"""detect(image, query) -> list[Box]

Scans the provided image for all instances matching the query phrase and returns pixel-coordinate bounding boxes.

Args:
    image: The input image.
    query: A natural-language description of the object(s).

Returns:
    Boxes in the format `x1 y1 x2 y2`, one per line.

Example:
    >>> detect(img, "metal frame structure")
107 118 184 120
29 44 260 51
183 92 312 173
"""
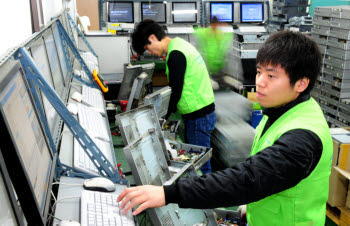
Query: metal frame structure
16 46 126 184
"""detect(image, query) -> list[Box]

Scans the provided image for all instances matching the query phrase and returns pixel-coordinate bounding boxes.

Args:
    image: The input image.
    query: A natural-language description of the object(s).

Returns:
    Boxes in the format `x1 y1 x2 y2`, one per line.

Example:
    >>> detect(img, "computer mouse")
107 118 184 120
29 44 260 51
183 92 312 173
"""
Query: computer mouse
71 92 82 102
83 177 116 192
73 69 81 77
58 220 80 226
67 103 78 115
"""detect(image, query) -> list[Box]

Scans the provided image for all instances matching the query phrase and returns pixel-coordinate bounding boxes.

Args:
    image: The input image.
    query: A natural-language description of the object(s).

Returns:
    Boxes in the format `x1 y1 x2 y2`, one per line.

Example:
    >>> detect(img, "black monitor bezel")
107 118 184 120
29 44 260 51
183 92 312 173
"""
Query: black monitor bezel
0 61 56 225
240 2 264 23
141 2 167 24
172 2 197 23
108 1 135 23
210 2 234 23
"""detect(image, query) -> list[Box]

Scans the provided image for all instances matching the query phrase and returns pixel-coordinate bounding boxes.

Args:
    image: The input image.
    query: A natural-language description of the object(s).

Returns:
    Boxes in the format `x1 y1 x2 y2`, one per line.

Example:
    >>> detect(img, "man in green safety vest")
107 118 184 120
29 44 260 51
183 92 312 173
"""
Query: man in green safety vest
194 16 233 89
119 30 332 226
131 19 216 174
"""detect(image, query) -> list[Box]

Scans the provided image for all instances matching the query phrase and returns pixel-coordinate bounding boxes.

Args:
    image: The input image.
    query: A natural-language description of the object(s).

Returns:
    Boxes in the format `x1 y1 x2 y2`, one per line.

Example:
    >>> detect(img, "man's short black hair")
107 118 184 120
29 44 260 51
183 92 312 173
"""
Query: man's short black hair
256 30 321 94
131 19 166 55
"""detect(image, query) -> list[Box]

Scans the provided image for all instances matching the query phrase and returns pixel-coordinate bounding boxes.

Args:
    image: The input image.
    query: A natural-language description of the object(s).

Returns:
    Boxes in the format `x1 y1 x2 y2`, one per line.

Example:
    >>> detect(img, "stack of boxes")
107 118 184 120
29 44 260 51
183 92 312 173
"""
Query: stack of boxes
311 6 350 128
268 0 310 32
328 128 350 208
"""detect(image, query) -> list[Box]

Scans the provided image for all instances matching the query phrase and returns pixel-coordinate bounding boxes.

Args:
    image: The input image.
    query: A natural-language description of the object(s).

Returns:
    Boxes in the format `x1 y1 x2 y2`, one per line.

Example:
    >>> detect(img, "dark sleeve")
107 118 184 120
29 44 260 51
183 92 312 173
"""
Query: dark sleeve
165 50 186 119
164 129 323 209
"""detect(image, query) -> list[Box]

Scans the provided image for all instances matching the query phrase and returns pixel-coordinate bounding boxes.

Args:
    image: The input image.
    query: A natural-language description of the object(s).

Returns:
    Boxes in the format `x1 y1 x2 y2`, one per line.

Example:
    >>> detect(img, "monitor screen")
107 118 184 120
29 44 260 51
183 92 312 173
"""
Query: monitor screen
44 31 65 97
240 2 264 23
30 38 59 134
0 61 54 222
126 72 151 111
141 2 166 23
108 1 134 23
52 23 69 82
210 2 233 23
172 2 197 23
61 13 75 63
31 38 54 88
118 64 143 101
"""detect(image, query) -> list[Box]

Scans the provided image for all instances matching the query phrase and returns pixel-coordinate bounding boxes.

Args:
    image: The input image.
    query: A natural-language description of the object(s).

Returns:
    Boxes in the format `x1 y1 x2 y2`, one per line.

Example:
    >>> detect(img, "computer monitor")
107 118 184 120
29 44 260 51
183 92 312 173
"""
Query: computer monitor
144 86 171 118
30 38 59 135
240 2 264 23
44 31 65 97
126 72 151 111
30 38 55 87
52 23 69 83
115 104 169 161
124 130 216 225
108 1 134 23
117 64 143 101
139 63 155 95
172 2 197 23
210 2 233 23
0 61 55 225
0 150 24 225
60 13 75 63
141 2 166 23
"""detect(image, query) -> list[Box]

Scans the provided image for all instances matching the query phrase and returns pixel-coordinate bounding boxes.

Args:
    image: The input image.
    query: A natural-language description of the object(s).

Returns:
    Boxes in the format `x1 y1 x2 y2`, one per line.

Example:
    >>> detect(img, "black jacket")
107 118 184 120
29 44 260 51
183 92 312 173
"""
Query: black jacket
164 94 323 208
165 50 214 120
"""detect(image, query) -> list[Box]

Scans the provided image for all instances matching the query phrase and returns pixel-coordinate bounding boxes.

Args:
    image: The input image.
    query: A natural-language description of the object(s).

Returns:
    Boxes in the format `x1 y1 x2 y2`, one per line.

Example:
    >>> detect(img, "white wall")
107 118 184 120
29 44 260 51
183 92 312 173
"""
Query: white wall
0 0 65 58
42 0 63 24
0 0 32 57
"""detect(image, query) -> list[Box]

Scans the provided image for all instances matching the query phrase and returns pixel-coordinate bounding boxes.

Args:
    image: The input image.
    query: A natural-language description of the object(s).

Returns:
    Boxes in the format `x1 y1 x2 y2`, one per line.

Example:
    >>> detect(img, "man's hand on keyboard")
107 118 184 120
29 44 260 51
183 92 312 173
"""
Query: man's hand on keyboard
117 185 165 215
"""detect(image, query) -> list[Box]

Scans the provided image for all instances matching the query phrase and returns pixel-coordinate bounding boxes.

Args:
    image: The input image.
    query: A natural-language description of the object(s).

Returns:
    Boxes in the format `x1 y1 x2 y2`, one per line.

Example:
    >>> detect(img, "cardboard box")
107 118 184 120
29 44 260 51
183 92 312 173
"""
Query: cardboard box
247 92 258 103
332 134 350 170
328 167 348 207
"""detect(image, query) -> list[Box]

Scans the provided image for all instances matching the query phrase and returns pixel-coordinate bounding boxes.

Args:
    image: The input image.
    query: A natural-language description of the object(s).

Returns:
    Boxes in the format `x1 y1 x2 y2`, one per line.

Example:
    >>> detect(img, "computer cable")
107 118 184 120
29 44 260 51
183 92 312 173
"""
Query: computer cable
165 133 182 151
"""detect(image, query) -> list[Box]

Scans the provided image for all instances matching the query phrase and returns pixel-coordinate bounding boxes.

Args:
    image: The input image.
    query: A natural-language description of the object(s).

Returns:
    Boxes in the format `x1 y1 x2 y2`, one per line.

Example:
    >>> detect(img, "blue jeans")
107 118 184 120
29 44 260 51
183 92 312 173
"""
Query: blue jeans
183 111 216 174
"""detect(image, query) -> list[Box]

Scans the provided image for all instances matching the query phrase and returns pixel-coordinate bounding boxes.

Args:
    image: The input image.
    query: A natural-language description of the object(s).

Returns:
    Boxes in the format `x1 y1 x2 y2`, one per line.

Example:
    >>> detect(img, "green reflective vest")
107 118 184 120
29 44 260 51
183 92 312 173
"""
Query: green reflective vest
165 38 215 115
247 97 332 226
194 27 233 74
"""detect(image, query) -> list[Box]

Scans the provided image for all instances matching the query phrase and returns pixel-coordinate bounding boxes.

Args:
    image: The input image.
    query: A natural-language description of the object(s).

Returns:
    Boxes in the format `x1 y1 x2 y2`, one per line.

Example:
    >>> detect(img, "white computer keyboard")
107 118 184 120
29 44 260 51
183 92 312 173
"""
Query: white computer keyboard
81 51 99 65
81 190 134 226
239 26 267 33
79 70 91 82
217 26 234 33
82 85 105 111
85 61 99 74
167 26 194 34
73 138 112 175
78 104 110 141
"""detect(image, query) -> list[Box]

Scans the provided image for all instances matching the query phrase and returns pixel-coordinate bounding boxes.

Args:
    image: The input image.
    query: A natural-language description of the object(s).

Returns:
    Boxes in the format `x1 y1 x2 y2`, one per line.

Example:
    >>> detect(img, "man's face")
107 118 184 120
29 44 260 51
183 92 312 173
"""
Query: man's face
256 63 301 108
144 34 163 57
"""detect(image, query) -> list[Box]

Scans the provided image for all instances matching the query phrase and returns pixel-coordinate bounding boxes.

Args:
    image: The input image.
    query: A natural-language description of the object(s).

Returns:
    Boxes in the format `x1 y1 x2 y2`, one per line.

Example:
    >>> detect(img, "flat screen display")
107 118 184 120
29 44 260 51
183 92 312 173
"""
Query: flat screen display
52 24 69 82
141 2 166 23
0 63 54 217
172 2 197 23
240 3 264 23
210 2 233 23
30 38 59 134
108 2 134 23
44 31 65 96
